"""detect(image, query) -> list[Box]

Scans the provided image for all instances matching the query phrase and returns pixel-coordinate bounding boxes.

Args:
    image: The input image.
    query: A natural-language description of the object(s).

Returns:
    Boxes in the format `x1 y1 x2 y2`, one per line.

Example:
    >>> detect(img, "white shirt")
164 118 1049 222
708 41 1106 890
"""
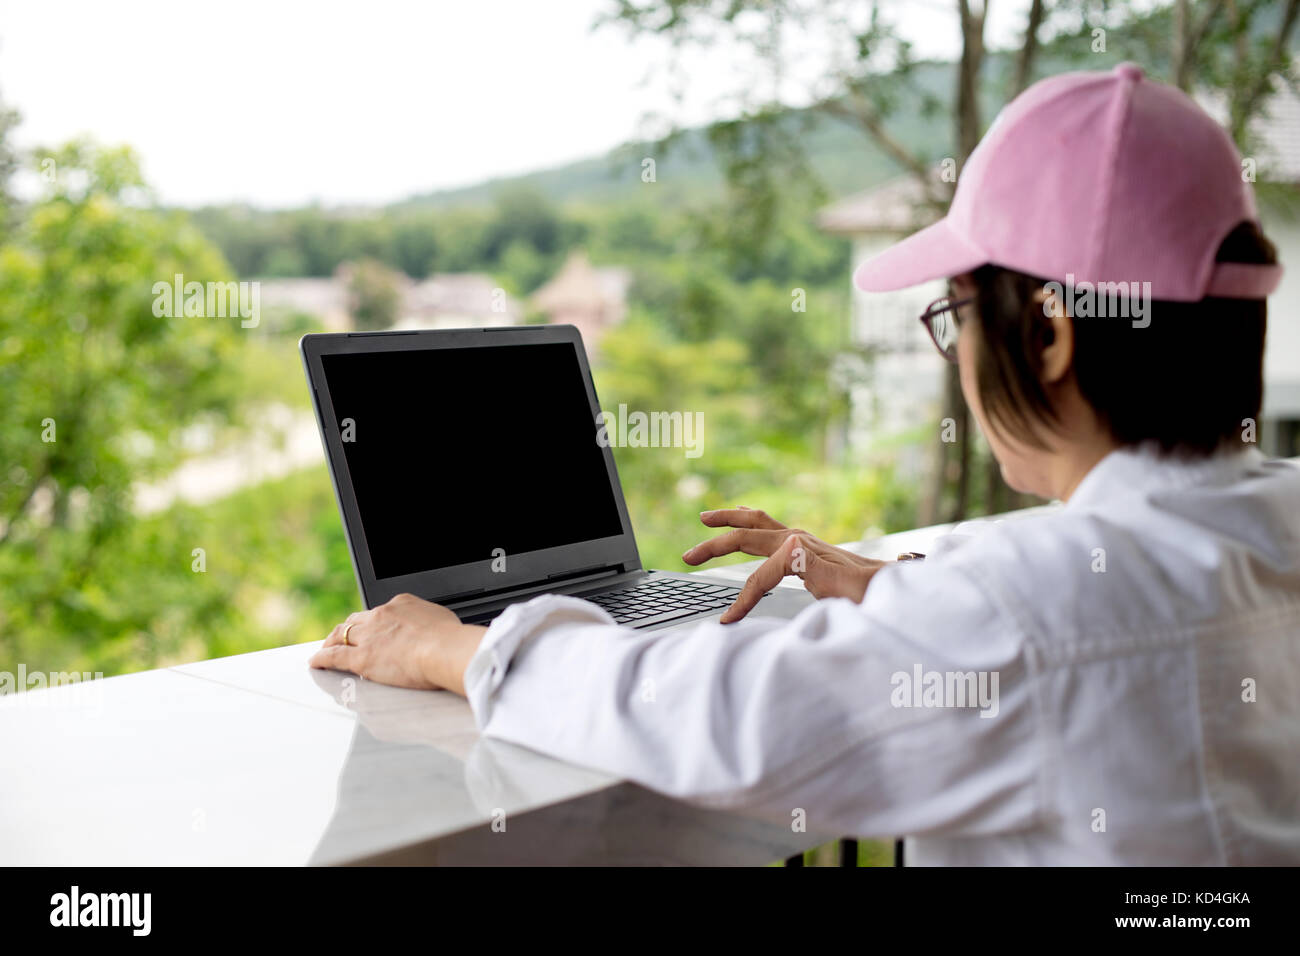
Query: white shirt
464 446 1300 864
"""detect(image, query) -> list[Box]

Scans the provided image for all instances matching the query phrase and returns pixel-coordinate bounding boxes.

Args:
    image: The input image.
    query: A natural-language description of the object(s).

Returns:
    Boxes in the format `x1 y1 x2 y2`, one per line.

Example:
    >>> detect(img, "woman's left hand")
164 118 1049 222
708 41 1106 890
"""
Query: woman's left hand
309 593 487 697
682 508 889 622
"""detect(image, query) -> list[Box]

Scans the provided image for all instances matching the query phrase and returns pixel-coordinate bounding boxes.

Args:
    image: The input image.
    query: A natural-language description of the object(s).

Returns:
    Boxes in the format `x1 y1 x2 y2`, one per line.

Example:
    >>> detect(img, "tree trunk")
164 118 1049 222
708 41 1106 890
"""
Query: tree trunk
934 0 986 524
1010 0 1045 98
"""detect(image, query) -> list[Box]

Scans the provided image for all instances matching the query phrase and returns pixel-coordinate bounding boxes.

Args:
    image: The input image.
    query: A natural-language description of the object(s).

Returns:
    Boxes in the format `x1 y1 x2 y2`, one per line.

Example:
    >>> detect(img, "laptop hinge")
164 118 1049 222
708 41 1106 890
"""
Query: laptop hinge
442 563 627 614
546 563 624 584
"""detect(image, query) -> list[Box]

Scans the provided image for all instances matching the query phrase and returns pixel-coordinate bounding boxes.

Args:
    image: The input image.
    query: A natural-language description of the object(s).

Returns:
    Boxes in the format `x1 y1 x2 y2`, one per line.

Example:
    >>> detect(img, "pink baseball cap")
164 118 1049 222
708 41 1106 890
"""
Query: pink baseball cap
853 62 1282 301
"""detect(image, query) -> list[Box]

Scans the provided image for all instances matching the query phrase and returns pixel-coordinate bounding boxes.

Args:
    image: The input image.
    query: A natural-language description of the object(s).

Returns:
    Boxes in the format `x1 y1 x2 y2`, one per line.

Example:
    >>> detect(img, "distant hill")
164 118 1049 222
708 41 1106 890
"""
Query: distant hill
382 3 1300 215
383 50 1108 212
389 59 968 212
386 116 901 211
380 48 1139 212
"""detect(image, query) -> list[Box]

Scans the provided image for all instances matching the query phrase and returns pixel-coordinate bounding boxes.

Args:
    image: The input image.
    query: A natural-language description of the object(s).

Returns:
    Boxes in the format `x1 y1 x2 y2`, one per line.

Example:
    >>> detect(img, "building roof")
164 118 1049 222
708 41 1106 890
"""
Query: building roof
258 277 349 313
816 173 943 237
404 273 515 319
259 269 523 328
531 251 630 313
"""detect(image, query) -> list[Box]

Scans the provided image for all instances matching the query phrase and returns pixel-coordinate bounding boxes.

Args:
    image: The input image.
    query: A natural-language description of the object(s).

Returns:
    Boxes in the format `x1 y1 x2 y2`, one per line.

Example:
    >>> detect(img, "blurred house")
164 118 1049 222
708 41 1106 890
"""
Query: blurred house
258 267 522 331
1229 74 1300 457
259 277 352 331
817 174 946 458
393 273 522 329
531 251 631 350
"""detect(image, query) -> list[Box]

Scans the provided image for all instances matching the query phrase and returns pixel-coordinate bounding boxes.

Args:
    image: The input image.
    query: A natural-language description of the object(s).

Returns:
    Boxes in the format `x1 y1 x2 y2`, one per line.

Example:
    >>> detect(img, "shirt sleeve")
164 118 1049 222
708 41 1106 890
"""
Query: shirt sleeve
463 557 1046 841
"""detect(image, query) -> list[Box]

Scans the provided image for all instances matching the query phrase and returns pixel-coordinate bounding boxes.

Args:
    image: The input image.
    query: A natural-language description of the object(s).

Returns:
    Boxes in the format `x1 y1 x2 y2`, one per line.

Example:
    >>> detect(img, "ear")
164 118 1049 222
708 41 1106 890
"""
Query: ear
1032 286 1074 385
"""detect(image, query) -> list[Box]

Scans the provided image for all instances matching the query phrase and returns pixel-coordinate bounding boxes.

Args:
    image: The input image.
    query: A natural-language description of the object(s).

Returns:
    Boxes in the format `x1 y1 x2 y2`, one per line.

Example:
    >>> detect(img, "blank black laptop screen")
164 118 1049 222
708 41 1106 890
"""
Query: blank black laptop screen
320 341 624 579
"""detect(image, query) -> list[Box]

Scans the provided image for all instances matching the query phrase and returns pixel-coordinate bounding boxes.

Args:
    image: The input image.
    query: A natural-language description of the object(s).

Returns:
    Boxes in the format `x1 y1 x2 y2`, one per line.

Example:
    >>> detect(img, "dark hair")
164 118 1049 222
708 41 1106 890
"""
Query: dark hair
968 220 1274 457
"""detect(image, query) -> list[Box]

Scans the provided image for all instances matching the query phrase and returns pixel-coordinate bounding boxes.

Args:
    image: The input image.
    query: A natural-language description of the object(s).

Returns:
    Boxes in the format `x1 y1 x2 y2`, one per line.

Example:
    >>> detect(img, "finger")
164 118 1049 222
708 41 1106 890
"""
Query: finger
797 548 878 603
309 643 363 674
322 610 368 648
720 536 805 623
688 527 841 566
699 507 786 531
814 548 859 568
798 549 852 600
682 528 785 565
718 553 786 623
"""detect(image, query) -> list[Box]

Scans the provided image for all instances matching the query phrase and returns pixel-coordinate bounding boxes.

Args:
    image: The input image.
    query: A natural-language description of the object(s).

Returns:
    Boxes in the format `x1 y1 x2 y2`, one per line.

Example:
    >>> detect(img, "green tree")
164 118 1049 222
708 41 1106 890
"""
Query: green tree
0 139 246 672
346 257 404 330
483 185 564 260
391 215 440 278
0 89 20 240
498 238 551 293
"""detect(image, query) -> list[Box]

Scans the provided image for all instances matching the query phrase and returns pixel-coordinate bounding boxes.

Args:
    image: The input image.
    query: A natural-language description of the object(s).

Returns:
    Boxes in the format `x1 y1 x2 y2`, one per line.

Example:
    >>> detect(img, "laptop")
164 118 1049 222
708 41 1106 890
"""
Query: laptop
300 325 814 630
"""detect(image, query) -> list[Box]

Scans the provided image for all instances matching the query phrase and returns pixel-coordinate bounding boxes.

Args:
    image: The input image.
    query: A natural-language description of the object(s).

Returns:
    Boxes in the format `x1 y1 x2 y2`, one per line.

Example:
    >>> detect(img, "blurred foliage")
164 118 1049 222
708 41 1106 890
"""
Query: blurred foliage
189 183 851 298
0 97 19 240
0 140 256 673
346 257 403 331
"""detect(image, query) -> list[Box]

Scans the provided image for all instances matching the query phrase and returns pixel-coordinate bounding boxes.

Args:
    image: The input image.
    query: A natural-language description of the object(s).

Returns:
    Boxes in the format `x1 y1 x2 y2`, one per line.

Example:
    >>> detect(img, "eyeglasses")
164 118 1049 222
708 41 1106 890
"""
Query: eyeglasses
919 295 973 363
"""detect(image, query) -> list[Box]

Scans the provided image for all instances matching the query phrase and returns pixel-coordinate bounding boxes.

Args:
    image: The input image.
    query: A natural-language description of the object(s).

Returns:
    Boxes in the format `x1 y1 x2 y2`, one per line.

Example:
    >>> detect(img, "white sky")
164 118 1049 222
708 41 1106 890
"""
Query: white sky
0 0 1032 208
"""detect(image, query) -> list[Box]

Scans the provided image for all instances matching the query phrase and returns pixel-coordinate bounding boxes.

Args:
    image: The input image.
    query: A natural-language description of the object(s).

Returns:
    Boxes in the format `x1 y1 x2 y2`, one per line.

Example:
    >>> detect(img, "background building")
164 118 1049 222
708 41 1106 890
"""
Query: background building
531 251 631 351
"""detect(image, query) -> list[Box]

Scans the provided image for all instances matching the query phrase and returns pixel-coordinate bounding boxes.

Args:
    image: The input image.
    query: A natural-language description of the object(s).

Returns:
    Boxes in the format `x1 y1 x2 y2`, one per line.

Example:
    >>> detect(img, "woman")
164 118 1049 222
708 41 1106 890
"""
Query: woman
310 63 1299 864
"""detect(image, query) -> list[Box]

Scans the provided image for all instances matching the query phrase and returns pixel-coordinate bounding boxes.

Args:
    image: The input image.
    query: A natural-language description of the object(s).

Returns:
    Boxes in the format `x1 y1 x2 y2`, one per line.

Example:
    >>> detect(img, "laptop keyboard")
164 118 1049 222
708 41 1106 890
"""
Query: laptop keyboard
584 578 741 628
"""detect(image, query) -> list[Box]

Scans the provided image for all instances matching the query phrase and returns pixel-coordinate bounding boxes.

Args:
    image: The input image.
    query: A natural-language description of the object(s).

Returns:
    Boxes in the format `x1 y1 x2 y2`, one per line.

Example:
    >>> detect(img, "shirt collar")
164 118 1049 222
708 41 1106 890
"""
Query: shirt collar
1065 442 1266 512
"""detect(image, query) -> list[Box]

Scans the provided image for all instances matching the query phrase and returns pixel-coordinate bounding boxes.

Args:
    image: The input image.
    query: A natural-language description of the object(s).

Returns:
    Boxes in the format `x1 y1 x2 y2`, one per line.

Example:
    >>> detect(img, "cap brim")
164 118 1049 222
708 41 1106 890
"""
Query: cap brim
852 218 988 292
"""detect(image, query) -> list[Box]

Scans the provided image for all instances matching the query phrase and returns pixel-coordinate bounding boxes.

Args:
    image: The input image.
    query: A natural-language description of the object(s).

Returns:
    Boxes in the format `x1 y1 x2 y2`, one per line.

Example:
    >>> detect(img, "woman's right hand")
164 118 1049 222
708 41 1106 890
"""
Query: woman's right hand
681 507 888 622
